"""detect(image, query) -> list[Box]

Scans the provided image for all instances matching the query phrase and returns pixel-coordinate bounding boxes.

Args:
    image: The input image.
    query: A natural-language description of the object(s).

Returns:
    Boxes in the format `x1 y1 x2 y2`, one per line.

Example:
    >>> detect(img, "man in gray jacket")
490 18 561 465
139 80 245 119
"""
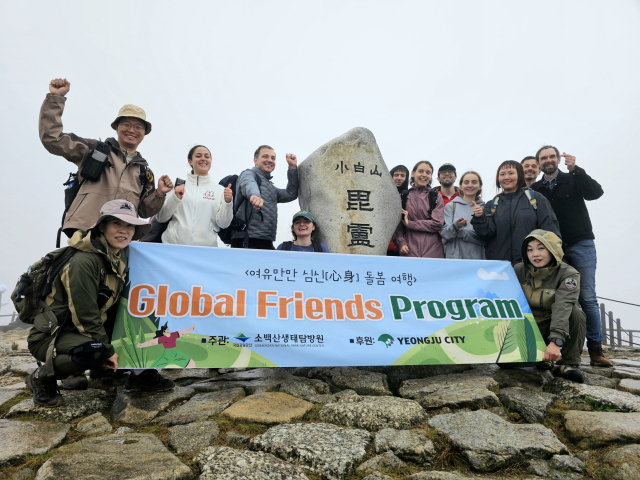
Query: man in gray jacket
230 145 299 249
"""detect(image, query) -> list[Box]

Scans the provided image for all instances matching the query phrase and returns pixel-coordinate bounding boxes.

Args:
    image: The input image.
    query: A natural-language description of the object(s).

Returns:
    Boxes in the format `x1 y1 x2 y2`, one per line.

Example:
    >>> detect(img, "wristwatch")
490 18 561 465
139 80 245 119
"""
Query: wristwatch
549 338 564 347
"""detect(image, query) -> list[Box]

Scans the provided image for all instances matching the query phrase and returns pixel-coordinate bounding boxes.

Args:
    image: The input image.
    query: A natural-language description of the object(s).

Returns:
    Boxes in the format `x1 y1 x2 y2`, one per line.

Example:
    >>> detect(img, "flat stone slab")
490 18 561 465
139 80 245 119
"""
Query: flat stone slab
598 444 640 480
498 387 556 423
307 367 392 396
0 419 69 464
619 378 640 395
36 433 192 479
160 368 218 385
613 367 640 380
358 365 472 392
581 364 614 377
76 412 112 435
110 386 195 425
429 409 568 472
168 420 219 454
0 389 23 406
356 451 406 474
564 411 640 448
363 473 394 480
546 378 640 412
195 445 308 480
279 377 336 404
7 388 110 422
398 374 499 410
251 422 371 480
191 368 295 395
153 388 245 426
9 363 38 377
375 428 436 463
527 454 585 479
584 372 619 388
225 430 250 447
611 359 640 367
318 395 426 431
222 392 313 424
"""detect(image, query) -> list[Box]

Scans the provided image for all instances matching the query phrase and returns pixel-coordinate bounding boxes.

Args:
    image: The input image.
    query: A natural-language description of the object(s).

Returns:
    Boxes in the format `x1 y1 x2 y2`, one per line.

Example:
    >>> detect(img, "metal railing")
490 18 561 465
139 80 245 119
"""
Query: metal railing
601 303 640 349
0 313 18 323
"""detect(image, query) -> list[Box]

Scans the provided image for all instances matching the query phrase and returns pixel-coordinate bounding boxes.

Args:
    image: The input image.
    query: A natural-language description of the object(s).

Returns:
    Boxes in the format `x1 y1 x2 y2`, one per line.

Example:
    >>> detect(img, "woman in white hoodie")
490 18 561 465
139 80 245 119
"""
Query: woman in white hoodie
155 145 233 247
441 171 487 259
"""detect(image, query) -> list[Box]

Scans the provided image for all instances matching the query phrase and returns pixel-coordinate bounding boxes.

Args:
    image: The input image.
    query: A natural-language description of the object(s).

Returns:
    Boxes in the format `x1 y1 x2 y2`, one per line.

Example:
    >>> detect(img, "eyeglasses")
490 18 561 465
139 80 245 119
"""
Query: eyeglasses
439 170 456 175
120 122 145 132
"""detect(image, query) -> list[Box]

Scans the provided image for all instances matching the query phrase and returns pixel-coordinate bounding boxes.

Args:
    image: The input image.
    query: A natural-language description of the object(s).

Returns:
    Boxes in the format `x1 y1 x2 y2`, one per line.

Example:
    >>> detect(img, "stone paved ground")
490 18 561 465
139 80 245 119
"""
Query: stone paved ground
1 334 640 479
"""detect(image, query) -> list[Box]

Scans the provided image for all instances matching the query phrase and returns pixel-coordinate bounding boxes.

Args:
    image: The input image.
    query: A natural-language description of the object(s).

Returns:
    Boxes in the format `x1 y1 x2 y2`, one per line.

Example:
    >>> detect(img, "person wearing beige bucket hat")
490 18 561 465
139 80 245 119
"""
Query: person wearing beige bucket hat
40 78 173 242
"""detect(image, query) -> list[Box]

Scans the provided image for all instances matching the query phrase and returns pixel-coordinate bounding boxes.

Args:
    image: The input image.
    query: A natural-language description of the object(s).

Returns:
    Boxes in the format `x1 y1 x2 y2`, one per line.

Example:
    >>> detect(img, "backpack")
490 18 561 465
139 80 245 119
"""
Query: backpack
400 188 439 213
217 170 263 246
11 247 78 325
490 188 537 214
139 178 186 243
281 241 325 252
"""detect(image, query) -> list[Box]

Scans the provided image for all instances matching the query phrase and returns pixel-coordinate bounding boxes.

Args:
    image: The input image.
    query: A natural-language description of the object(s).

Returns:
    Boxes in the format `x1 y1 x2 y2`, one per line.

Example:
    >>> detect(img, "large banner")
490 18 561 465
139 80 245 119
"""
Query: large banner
113 243 546 368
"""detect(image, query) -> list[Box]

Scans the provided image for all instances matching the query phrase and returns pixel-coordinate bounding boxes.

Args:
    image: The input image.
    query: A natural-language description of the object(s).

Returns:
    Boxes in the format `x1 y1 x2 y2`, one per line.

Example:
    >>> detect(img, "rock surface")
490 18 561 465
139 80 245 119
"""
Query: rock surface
153 388 245 425
110 386 195 425
356 451 406 474
168 420 219 454
7 388 110 422
0 389 22 406
191 368 294 395
374 428 436 463
76 412 112 435
564 411 640 448
619 378 640 395
225 431 250 447
306 367 392 396
195 445 308 480
398 374 499 410
319 395 426 431
35 433 192 479
546 377 640 411
613 367 640 380
429 409 568 472
498 387 556 423
598 444 640 480
279 377 335 403
251 422 371 480
298 127 400 255
360 365 472 391
0 419 69 464
221 392 313 424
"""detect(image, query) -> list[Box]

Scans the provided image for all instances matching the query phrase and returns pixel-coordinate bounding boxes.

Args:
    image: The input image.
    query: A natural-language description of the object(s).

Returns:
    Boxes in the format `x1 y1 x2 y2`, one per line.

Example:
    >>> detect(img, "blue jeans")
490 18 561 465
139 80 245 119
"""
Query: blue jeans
563 239 602 344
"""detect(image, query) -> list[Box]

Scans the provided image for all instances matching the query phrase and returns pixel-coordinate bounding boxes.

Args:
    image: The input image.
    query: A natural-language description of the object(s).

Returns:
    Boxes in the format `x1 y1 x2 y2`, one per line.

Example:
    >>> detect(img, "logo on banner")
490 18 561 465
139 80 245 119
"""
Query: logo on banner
378 334 394 348
234 332 251 343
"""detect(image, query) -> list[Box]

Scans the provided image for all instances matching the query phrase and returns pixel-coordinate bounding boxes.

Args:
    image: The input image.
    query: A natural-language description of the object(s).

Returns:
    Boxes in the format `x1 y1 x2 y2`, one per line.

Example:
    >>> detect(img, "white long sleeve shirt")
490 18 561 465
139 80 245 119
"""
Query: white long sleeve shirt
156 173 233 247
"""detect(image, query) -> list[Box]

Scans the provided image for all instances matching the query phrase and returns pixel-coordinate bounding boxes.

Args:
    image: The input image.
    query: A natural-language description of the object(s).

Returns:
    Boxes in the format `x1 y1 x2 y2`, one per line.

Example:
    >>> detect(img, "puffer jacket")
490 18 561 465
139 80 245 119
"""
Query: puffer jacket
471 188 560 264
39 94 165 231
155 173 233 247
392 185 445 258
232 167 299 242
441 196 486 259
27 230 127 358
513 230 581 343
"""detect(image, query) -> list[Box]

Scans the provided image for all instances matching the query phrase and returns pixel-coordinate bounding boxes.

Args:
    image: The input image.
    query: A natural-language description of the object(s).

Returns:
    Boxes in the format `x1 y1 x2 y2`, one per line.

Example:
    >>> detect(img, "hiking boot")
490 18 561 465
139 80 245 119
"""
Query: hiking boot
536 361 555 371
26 367 64 408
61 374 89 390
588 342 613 367
557 364 585 383
125 369 174 391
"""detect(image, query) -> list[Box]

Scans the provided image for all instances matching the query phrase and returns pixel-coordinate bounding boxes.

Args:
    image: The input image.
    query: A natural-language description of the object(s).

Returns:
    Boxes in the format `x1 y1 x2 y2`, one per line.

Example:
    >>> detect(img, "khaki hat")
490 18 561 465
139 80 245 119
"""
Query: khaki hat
90 199 151 240
111 104 152 135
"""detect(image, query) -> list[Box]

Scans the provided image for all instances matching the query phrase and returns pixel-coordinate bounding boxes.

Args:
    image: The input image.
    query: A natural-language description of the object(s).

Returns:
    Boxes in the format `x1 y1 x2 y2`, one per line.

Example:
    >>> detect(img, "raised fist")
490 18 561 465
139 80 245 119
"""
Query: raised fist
286 153 297 169
49 78 70 96
157 175 173 195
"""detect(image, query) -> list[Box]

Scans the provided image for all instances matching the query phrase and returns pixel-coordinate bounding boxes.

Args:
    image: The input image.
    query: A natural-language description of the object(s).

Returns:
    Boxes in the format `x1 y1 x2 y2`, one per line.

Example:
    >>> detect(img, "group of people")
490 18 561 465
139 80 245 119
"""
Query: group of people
24 78 606 408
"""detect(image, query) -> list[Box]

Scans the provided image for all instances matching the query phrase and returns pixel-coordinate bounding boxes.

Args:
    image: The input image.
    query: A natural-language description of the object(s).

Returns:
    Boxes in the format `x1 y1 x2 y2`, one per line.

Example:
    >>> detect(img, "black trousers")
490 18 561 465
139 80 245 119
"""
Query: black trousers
230 238 275 250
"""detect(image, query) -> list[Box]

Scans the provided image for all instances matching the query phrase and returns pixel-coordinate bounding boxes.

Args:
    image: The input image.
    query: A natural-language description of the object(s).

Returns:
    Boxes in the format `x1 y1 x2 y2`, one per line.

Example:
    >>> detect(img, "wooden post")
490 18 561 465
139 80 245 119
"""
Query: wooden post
609 311 615 348
616 319 622 349
600 303 607 346
10 312 16 324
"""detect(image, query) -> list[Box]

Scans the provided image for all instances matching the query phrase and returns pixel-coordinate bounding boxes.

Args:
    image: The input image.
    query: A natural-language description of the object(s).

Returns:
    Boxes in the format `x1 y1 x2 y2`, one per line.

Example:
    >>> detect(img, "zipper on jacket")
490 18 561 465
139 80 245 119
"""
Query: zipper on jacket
189 176 199 245
539 290 544 310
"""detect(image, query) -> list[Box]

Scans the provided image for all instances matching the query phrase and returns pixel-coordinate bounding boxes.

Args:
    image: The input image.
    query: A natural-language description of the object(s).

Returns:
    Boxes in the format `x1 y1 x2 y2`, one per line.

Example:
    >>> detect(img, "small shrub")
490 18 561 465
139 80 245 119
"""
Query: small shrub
11 342 18 350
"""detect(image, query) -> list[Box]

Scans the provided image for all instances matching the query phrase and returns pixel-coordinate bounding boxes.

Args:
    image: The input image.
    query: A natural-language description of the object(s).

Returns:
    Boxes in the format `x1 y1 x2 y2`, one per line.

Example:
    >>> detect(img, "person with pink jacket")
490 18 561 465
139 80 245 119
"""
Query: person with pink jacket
392 160 445 258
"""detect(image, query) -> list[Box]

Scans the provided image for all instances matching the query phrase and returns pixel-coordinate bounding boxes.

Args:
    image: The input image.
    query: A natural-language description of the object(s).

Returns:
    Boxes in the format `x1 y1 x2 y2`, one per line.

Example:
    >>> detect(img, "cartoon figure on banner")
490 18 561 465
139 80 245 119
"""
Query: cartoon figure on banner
137 323 197 368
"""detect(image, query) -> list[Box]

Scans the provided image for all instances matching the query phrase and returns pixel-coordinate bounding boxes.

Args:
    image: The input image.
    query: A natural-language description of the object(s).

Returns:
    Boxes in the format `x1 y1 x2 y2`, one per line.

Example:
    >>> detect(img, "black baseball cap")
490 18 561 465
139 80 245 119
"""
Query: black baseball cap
438 163 456 174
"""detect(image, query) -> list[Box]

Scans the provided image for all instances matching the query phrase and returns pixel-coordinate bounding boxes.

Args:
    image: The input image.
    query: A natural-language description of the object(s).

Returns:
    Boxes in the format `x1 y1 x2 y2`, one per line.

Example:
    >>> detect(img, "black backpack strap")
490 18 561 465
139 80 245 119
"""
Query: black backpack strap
282 241 292 251
428 189 439 213
40 249 78 299
401 190 409 210
312 241 324 252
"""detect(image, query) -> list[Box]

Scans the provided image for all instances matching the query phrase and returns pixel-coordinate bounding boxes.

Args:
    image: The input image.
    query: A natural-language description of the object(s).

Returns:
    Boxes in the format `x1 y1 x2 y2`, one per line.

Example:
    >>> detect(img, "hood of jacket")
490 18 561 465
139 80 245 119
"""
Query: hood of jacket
521 229 564 272
68 229 125 276
390 164 410 193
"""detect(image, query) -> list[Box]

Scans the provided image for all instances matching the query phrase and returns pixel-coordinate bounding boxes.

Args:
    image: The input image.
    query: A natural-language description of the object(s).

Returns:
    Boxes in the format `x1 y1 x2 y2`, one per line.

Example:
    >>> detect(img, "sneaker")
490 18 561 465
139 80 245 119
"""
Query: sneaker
124 369 174 391
61 374 89 390
26 367 64 407
536 361 555 371
588 342 613 367
558 364 585 383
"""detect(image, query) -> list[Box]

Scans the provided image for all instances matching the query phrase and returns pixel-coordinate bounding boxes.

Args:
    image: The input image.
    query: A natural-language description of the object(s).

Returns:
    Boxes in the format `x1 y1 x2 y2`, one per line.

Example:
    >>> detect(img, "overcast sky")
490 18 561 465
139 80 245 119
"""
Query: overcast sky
1 1 638 333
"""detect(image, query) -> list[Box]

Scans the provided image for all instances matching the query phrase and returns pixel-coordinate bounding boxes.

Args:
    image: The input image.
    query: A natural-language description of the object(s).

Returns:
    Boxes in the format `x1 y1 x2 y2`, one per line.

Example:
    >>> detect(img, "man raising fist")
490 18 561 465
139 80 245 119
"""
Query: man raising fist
41 78 172 240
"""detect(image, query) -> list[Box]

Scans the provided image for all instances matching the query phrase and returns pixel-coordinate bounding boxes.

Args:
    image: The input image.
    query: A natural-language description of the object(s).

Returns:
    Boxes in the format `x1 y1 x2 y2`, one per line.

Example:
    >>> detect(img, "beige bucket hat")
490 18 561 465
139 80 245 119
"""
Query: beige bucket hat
111 104 152 135
90 199 151 240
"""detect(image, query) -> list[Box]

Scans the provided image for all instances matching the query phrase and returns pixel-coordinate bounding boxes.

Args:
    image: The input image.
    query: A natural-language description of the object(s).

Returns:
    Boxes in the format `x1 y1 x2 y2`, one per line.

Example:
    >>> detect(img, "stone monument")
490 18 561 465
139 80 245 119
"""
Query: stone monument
298 127 401 255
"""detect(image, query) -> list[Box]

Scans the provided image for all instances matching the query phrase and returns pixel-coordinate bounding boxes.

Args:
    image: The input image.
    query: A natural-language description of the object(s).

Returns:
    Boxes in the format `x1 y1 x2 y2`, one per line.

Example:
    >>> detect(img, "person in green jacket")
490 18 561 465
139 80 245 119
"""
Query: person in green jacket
514 229 587 383
26 200 173 407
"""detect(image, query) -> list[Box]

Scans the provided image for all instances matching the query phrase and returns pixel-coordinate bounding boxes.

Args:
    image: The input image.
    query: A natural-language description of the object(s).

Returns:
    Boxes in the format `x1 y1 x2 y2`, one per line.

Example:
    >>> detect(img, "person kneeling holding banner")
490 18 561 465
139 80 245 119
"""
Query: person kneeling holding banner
514 229 586 383
24 200 169 407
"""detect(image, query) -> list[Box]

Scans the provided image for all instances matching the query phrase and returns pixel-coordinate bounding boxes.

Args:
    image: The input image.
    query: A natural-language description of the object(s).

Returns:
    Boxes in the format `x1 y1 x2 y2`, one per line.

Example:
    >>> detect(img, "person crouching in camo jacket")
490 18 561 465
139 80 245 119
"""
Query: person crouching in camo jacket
26 200 174 407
